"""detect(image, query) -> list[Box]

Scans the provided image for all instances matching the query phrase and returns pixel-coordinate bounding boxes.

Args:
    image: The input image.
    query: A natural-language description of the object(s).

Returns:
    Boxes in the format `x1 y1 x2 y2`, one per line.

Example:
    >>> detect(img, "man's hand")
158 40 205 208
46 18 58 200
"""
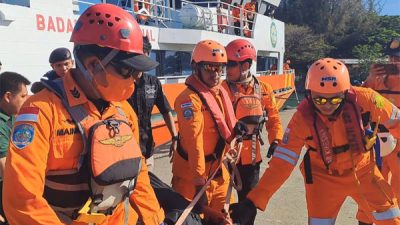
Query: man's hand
203 206 233 225
370 64 387 78
266 141 278 158
229 199 257 225
195 185 208 208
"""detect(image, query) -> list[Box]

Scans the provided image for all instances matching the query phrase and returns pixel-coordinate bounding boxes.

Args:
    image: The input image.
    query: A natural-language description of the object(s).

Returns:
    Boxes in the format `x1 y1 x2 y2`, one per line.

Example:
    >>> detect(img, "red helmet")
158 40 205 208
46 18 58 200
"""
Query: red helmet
226 39 256 62
70 4 143 54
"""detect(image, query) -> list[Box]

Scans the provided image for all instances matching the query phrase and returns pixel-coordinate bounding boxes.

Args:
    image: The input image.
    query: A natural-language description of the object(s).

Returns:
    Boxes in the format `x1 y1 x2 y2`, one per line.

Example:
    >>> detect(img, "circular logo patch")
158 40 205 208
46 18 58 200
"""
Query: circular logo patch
12 124 34 149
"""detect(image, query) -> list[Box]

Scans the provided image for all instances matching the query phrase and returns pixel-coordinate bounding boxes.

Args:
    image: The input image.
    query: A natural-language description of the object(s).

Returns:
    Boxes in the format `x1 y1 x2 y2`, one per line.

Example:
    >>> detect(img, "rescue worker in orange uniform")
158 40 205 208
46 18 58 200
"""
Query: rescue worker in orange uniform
172 40 243 224
232 2 243 36
357 37 400 225
3 4 165 225
283 59 291 71
222 39 283 224
244 0 257 37
230 58 400 225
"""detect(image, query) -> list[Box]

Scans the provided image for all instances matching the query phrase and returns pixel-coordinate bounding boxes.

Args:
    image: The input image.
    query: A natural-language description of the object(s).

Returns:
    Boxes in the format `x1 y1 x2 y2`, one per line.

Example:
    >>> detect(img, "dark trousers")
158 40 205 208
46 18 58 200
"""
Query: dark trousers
236 162 261 225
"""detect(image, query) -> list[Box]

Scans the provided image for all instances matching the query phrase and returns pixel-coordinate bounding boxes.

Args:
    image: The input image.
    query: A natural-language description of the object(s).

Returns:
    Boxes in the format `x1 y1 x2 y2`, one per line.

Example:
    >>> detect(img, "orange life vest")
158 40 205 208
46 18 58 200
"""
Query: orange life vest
227 77 266 165
297 88 366 170
41 78 142 223
185 75 237 142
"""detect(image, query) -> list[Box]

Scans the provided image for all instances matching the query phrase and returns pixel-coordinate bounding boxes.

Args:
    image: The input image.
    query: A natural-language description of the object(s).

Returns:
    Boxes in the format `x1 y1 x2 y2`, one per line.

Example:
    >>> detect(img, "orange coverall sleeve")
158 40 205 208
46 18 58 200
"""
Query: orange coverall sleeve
247 111 307 210
129 157 165 224
354 86 400 138
123 102 165 224
261 82 284 143
174 93 207 184
3 99 64 225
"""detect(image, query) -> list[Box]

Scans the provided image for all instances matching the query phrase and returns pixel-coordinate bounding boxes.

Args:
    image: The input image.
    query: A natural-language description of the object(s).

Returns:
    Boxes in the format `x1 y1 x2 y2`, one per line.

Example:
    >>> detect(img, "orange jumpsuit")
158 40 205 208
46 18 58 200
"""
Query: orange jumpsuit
3 73 164 225
360 75 400 223
247 87 400 225
172 85 232 212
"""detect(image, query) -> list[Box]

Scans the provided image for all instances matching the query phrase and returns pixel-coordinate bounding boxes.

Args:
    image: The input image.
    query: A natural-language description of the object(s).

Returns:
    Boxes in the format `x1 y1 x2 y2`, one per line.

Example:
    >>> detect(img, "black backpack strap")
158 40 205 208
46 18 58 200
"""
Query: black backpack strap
41 78 89 169
177 136 225 162
304 148 313 184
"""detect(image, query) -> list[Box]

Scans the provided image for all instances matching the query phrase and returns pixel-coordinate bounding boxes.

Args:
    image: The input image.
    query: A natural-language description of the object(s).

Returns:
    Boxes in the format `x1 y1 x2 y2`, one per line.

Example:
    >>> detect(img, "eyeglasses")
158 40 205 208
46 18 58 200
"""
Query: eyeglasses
227 61 239 68
109 61 140 78
313 96 344 105
201 64 226 73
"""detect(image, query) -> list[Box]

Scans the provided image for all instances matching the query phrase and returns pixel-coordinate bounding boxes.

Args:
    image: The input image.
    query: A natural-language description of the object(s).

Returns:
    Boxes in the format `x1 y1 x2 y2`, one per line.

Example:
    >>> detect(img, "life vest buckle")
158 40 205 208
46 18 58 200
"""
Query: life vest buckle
75 198 107 224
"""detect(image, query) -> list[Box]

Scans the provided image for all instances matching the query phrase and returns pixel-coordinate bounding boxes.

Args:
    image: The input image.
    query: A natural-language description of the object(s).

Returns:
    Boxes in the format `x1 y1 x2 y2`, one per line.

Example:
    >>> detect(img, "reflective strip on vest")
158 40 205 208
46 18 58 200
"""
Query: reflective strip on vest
308 217 336 225
373 207 400 221
273 146 299 166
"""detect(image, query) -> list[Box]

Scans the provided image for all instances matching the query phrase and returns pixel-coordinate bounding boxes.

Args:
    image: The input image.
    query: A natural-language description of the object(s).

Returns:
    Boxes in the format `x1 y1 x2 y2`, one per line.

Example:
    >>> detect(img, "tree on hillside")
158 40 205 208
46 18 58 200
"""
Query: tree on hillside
277 0 380 57
285 24 332 64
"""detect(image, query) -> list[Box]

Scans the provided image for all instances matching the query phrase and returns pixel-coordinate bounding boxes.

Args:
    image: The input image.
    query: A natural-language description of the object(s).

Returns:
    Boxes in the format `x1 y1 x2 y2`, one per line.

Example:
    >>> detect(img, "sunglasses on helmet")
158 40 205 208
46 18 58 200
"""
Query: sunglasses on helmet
313 96 344 105
109 60 140 78
201 63 226 73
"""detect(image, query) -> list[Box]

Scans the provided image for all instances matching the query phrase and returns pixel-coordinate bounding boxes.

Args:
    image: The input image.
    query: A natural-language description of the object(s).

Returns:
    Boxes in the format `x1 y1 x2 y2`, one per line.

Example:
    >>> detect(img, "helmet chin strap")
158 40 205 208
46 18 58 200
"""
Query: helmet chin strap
229 64 252 84
73 48 119 99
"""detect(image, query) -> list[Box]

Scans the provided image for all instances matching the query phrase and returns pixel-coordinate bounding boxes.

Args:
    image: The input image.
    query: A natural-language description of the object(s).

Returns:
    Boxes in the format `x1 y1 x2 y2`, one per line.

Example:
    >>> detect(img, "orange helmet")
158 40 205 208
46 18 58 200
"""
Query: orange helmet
305 58 350 94
191 40 227 64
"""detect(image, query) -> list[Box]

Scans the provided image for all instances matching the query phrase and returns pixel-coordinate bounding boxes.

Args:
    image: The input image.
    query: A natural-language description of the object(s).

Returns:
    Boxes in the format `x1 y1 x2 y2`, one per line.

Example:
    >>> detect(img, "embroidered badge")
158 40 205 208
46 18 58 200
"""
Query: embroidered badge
16 107 39 123
183 108 194 120
12 124 35 149
374 94 385 109
70 87 81 99
282 128 290 144
180 101 193 108
99 135 132 147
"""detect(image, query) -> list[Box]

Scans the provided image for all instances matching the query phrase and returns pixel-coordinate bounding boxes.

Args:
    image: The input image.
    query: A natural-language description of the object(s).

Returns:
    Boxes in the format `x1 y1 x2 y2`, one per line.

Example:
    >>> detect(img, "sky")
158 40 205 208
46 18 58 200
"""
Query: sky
380 0 400 15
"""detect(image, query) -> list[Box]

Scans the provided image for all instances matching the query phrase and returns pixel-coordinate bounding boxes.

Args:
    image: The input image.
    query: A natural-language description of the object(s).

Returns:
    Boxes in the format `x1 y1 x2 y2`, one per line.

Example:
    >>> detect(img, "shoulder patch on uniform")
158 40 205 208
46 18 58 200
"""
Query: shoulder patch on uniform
374 94 385 109
183 108 194 120
16 107 39 123
181 101 193 108
282 128 290 144
12 124 35 149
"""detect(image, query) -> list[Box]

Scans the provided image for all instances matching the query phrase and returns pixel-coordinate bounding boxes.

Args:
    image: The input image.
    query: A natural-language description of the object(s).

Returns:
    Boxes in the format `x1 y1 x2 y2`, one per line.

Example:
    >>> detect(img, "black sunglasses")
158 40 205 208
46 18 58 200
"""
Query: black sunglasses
109 61 140 78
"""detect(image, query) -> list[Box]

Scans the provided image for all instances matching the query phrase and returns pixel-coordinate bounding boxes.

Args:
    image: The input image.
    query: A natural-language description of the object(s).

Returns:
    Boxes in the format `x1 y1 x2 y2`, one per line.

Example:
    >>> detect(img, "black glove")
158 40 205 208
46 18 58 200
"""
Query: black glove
234 121 248 137
194 185 208 209
266 141 278 158
229 199 257 225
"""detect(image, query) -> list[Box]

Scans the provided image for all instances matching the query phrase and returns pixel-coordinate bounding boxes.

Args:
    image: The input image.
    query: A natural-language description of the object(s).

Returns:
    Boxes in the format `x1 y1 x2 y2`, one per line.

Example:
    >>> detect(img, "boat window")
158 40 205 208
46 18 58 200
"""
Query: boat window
257 56 277 71
2 0 30 7
106 0 131 8
77 0 102 14
146 50 158 76
160 50 192 77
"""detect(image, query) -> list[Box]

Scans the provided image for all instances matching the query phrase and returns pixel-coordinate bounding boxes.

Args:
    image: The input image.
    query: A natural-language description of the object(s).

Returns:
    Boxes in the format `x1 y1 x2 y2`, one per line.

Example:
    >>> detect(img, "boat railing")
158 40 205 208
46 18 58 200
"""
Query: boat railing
77 0 257 37
180 0 256 37
257 69 295 76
